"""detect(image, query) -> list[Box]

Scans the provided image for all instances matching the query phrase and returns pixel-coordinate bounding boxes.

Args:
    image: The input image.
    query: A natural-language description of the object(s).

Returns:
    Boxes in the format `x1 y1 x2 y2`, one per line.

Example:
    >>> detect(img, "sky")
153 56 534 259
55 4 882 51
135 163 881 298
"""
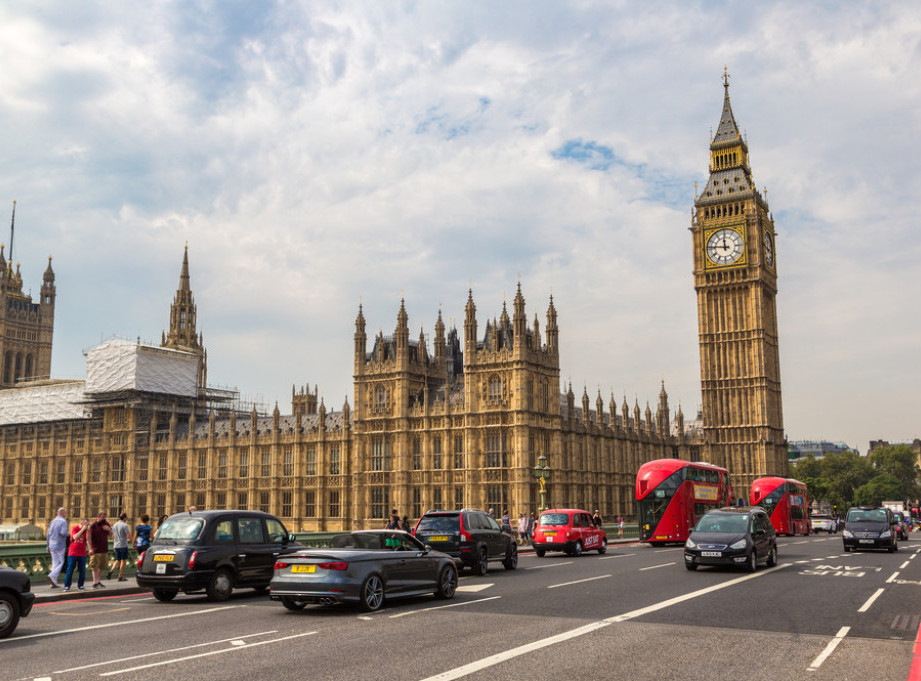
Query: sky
1 1 919 454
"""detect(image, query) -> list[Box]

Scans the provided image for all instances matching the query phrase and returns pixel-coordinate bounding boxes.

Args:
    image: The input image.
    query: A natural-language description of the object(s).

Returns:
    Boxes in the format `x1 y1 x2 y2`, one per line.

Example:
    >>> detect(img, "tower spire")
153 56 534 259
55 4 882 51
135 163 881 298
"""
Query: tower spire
8 200 15 264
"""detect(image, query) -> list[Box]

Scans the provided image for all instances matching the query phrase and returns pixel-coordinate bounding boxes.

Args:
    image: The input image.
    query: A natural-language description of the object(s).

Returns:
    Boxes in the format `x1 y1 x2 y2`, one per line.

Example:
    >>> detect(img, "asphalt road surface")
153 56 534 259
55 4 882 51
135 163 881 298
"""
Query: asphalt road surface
4 535 920 681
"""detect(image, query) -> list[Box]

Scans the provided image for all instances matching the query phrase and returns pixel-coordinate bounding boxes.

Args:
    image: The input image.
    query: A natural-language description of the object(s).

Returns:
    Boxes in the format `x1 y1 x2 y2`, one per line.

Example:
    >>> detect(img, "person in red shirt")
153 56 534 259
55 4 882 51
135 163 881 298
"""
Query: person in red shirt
63 519 90 592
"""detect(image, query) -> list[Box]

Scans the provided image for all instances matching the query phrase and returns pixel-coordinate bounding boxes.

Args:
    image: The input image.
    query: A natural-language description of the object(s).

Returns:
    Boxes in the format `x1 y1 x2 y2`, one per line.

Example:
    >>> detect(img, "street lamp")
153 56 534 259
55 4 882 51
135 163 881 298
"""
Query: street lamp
533 452 551 513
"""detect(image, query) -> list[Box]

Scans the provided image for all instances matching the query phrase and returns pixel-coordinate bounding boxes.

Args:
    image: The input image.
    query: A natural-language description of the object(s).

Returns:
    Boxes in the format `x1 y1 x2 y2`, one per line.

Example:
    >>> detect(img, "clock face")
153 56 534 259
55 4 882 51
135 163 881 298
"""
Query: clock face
763 231 774 267
706 228 744 265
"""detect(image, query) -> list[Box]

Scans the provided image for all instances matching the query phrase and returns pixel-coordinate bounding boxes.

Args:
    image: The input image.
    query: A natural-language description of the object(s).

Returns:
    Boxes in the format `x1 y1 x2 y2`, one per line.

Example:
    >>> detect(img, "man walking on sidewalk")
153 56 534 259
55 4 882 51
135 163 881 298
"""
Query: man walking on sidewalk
88 511 113 589
46 507 69 588
110 513 132 582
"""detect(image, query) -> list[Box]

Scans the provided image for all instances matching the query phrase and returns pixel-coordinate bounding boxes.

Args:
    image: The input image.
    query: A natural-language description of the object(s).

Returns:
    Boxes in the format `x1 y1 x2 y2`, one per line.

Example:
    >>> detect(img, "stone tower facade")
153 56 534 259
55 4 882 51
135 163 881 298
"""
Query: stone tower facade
0 204 55 388
691 71 787 498
161 245 207 388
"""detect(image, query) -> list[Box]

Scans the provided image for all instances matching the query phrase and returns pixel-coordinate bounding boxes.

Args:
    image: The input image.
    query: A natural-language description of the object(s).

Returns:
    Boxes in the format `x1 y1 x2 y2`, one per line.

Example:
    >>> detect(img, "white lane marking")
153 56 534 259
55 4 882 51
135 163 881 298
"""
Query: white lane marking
546 575 611 590
639 563 674 571
857 588 885 613
887 571 900 583
525 561 573 570
793 540 809 544
389 596 501 619
910 553 918 560
0 605 241 643
599 553 635 560
357 616 373 621
456 583 493 593
230 640 246 646
99 632 317 676
653 548 682 553
900 561 910 569
55 631 278 673
416 564 790 681
808 626 850 671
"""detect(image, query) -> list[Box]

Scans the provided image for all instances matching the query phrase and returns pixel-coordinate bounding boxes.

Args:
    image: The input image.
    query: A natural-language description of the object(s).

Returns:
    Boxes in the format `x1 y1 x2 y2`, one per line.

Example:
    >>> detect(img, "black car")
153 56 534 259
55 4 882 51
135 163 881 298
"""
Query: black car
0 567 35 639
843 506 898 553
684 506 778 571
270 530 457 612
136 510 301 601
412 508 517 575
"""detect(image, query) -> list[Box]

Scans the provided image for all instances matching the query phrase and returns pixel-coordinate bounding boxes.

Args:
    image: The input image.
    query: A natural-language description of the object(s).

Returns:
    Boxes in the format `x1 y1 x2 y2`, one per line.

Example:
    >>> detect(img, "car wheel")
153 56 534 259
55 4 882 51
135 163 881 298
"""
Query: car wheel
152 588 178 602
535 549 545 558
435 565 458 599
685 561 698 571
0 593 20 639
359 574 384 612
502 545 518 570
473 548 489 576
206 569 234 602
746 550 758 572
598 539 607 555
766 545 777 568
571 541 583 557
281 597 307 611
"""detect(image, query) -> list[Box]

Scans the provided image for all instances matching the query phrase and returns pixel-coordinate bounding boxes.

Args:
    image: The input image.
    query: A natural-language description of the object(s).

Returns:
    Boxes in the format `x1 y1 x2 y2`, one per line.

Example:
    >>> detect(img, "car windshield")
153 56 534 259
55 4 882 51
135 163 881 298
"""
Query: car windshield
695 514 748 533
847 509 887 523
327 532 422 550
156 517 204 541
415 515 458 532
538 513 570 526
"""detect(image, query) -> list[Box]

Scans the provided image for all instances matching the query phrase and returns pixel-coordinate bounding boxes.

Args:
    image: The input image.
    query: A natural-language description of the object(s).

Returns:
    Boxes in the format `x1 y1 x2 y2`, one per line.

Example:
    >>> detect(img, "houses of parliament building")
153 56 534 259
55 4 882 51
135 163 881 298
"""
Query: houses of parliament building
0 75 787 531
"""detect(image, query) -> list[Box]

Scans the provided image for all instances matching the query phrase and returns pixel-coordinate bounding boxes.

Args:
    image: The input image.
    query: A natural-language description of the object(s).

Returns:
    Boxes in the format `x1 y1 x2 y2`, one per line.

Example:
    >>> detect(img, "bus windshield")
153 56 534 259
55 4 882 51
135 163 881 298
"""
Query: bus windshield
637 468 686 535
756 484 784 513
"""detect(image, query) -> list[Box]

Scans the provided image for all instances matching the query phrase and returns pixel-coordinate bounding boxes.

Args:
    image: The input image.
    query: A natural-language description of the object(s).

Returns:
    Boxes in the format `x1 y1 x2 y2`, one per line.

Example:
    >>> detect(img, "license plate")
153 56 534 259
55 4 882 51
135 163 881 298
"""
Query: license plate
153 554 174 562
156 563 166 574
291 565 317 574
543 531 557 536
859 539 874 544
547 536 554 542
701 551 721 557
428 536 450 542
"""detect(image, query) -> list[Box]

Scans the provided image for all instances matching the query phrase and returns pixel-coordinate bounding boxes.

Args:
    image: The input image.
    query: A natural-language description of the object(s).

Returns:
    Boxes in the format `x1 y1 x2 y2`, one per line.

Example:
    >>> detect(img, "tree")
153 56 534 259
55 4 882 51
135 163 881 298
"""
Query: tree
854 474 904 507
868 445 921 501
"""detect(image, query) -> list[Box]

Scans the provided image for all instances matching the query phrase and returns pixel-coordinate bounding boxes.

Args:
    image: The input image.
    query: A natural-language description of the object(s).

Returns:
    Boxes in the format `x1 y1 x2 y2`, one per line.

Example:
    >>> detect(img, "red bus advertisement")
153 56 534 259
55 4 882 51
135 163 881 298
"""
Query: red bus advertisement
636 459 733 544
750 477 810 536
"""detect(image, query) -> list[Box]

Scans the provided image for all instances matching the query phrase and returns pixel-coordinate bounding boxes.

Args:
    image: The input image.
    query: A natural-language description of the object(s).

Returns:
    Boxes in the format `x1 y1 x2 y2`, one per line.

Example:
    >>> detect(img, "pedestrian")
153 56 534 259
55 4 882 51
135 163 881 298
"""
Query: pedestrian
110 513 132 581
501 510 511 534
487 508 495 520
517 514 528 544
154 514 168 539
592 510 603 528
88 511 113 589
401 515 413 533
135 514 153 552
527 511 535 543
386 509 401 530
46 507 69 588
617 515 624 538
63 519 90 592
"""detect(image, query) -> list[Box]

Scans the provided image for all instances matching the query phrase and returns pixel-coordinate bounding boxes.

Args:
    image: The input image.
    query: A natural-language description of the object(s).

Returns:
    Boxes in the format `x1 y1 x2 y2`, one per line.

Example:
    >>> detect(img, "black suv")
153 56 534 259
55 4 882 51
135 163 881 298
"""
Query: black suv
136 510 301 601
0 566 34 638
843 506 899 553
413 509 517 574
684 506 778 571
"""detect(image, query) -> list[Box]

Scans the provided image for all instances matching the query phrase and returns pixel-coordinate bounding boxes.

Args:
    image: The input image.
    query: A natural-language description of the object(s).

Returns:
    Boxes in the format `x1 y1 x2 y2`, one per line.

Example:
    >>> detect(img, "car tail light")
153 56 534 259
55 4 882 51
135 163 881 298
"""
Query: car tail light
188 551 198 569
459 515 470 542
317 562 348 571
274 561 290 570
136 551 146 569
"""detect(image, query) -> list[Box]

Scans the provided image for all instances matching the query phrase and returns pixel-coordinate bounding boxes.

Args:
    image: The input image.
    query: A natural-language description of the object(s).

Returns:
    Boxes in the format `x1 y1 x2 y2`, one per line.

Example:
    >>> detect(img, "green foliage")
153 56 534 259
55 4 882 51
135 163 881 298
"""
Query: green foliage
790 446 920 510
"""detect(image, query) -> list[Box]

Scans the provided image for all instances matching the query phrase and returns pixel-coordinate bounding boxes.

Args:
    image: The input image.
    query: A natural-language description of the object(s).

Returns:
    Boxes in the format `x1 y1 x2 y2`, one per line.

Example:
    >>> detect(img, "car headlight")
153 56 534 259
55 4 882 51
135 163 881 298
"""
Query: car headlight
729 539 748 550
880 530 891 538
685 537 697 549
843 529 853 538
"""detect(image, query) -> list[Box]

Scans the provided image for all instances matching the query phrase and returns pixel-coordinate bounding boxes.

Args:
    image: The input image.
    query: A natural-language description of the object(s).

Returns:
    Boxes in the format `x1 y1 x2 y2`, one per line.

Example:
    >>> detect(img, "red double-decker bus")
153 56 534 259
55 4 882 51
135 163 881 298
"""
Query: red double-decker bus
636 459 733 545
750 477 810 536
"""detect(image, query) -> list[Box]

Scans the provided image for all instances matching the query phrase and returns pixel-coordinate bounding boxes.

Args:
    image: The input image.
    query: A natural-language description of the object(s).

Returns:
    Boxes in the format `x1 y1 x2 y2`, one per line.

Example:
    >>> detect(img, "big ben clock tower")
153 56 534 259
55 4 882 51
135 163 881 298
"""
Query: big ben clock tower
692 69 787 499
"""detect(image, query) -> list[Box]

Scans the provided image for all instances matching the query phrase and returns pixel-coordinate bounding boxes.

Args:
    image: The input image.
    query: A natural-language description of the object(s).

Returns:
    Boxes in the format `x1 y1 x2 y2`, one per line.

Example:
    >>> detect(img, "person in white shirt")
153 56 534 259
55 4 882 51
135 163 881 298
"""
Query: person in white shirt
46 508 69 588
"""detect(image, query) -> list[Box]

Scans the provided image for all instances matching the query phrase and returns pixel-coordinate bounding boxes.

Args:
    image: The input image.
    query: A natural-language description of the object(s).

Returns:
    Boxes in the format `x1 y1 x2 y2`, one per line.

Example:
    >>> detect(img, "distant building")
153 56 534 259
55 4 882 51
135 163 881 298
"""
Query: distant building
868 439 921 469
788 441 858 462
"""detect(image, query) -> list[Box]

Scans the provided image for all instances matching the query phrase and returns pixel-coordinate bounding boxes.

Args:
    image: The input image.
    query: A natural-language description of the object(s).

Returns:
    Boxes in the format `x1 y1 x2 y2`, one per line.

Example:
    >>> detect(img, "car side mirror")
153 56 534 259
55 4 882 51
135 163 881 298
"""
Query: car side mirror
423 544 432 554
286 533 295 543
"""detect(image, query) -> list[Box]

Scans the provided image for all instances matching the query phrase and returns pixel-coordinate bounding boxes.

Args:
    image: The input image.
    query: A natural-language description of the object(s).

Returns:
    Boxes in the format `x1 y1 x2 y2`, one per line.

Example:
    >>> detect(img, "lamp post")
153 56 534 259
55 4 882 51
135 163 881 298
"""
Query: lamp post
533 452 551 513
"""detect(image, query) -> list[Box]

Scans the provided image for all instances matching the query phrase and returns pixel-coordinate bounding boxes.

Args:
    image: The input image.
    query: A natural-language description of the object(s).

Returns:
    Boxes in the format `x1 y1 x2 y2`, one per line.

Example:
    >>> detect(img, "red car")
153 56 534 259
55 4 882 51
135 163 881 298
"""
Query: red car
532 509 607 557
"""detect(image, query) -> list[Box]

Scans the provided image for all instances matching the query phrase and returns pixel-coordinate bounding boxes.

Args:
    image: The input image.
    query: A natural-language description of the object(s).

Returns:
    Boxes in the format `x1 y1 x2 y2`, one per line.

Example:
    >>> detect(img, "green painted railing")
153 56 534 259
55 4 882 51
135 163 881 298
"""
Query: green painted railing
0 524 640 583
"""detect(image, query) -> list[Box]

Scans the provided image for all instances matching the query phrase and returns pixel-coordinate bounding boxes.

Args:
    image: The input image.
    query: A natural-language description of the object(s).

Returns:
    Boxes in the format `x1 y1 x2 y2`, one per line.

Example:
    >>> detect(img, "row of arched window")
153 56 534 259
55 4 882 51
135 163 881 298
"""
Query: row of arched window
713 151 739 169
703 202 744 220
2 351 33 386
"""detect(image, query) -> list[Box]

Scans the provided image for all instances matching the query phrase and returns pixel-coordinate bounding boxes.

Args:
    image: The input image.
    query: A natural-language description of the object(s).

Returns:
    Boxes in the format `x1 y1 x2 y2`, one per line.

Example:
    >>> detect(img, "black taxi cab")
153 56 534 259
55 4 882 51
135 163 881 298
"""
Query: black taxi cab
136 510 300 602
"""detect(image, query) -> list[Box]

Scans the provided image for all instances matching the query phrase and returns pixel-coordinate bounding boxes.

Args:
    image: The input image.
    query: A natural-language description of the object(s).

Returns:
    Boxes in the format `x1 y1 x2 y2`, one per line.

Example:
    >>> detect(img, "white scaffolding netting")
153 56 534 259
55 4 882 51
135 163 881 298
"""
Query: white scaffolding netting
0 380 88 425
85 339 198 397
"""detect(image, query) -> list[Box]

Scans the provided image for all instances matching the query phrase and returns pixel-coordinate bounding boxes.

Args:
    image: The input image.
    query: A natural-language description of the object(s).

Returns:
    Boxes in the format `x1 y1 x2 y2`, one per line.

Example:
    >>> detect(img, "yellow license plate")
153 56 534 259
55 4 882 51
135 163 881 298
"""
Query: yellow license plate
153 555 174 562
543 531 557 536
291 565 316 574
428 535 450 542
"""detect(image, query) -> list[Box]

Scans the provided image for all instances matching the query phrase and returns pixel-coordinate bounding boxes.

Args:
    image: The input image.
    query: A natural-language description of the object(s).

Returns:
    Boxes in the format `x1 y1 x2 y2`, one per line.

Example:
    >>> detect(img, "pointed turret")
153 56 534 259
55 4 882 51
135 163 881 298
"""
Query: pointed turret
395 298 409 356
582 387 590 425
546 295 559 354
354 303 367 369
434 308 446 365
595 390 604 426
163 245 206 387
464 289 477 357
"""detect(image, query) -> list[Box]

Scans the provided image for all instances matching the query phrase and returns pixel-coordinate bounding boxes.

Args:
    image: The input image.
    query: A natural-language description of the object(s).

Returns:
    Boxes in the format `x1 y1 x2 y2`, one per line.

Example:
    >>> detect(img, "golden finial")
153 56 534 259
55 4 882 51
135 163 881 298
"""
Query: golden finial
723 65 730 89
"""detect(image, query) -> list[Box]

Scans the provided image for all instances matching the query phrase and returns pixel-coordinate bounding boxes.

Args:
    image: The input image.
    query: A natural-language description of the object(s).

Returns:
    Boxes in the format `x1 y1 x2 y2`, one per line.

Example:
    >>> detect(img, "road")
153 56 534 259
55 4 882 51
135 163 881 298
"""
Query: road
4 535 920 681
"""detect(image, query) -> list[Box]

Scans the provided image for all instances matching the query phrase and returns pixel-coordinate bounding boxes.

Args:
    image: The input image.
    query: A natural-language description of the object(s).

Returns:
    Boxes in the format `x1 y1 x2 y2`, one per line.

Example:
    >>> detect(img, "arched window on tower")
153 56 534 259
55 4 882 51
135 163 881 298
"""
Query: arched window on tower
25 354 32 379
488 374 503 403
14 353 22 383
180 310 187 329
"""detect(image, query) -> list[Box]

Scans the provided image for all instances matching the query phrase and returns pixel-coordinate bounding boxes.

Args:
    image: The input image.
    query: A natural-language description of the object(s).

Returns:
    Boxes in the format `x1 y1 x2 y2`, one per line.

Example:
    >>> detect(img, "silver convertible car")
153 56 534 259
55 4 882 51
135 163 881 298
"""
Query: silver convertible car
269 530 458 612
